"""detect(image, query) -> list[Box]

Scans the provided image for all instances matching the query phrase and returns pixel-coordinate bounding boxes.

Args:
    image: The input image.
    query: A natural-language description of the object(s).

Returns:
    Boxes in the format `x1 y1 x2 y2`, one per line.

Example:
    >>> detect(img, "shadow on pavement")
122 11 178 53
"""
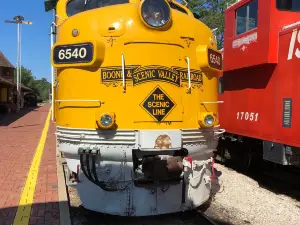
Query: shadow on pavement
0 202 60 225
0 201 235 225
0 106 39 126
69 204 234 225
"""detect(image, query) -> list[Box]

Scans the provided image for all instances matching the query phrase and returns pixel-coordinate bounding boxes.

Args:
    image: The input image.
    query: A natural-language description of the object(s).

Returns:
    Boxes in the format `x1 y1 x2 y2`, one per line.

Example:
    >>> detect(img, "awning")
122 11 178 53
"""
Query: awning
0 77 33 92
20 84 33 92
0 77 15 86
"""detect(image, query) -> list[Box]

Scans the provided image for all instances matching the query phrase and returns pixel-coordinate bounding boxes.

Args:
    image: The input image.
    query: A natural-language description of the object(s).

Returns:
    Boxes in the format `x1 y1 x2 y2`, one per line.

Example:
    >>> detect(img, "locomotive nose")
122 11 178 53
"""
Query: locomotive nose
100 20 126 37
100 0 172 37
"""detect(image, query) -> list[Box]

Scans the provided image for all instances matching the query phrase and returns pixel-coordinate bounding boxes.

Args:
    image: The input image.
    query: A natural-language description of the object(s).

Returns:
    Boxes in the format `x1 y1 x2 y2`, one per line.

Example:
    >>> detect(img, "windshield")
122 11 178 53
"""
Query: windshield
67 0 129 17
277 0 300 11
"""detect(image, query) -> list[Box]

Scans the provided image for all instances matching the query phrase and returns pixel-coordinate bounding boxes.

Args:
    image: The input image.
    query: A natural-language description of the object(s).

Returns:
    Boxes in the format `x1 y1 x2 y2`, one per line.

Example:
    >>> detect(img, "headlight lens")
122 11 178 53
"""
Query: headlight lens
141 0 170 28
100 114 113 127
204 115 214 127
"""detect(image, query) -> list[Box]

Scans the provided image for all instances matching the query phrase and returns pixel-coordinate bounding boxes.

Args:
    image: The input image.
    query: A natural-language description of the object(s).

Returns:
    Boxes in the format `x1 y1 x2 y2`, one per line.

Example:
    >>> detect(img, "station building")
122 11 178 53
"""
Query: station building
0 51 32 113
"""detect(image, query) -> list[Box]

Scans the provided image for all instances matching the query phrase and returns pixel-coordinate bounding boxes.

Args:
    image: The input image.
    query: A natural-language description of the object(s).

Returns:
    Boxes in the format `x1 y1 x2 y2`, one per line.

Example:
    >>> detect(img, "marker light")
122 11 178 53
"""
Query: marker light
140 0 171 28
97 113 115 129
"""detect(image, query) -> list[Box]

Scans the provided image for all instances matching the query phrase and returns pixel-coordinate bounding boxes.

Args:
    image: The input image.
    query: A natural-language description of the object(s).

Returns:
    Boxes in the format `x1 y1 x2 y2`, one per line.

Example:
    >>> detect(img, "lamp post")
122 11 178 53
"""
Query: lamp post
50 10 56 121
4 15 32 111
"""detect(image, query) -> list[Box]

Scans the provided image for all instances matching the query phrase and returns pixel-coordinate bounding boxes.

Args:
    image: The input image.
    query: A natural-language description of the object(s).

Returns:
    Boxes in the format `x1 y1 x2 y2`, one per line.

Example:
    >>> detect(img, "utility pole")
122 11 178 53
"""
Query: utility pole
5 15 32 111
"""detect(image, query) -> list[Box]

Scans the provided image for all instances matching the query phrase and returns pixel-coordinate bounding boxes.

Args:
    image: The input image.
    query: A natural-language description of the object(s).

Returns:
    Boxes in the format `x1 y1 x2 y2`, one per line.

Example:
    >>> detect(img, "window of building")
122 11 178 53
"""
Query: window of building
277 0 300 11
236 0 258 36
2 68 11 77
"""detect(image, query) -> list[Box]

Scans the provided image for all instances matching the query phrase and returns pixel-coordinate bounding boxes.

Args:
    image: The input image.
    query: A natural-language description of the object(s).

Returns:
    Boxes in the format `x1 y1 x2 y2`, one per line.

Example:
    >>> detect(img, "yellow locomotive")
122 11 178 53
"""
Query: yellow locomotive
45 0 224 216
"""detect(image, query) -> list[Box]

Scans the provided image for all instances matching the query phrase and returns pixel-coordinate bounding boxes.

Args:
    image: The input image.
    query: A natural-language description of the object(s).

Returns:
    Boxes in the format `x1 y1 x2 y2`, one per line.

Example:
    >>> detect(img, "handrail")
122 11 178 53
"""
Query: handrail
282 21 300 31
121 54 126 93
214 128 226 139
201 101 224 104
55 100 102 103
185 56 191 93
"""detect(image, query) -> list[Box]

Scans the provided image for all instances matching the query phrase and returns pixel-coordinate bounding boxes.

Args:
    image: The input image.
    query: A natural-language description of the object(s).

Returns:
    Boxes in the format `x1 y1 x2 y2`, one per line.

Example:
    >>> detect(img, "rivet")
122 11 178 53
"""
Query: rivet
72 29 79 37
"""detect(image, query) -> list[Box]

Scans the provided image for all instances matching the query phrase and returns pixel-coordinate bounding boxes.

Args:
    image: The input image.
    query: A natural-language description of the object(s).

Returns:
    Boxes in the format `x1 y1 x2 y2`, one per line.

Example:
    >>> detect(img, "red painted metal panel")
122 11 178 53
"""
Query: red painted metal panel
219 64 277 139
224 0 273 71
219 0 300 147
274 26 300 146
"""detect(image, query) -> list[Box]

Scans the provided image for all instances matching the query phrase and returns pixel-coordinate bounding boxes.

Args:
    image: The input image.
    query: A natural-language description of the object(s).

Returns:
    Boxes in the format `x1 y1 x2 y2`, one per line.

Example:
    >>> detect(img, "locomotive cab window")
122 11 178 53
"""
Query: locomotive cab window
236 0 258 36
277 0 300 11
168 2 188 14
67 0 129 17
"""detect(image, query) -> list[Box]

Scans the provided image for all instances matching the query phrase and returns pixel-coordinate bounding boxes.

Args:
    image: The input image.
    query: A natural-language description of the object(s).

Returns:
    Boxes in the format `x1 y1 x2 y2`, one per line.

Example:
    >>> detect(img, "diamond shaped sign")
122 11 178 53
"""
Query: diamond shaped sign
140 86 176 122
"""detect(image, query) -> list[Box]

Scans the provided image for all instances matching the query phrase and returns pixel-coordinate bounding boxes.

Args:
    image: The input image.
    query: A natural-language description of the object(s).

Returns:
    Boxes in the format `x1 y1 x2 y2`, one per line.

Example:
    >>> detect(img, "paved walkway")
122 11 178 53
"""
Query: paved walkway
0 104 66 225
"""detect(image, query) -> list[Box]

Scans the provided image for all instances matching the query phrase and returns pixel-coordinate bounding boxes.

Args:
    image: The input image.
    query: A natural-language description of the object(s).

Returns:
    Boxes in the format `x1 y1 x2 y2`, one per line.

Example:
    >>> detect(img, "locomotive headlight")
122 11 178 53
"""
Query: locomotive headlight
140 0 171 28
198 112 216 128
97 113 116 129
204 115 214 127
101 114 113 127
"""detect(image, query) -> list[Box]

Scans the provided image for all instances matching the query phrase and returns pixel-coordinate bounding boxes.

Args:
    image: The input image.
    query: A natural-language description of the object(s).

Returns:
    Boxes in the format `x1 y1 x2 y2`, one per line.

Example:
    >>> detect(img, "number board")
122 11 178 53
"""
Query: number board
53 43 93 64
208 48 222 70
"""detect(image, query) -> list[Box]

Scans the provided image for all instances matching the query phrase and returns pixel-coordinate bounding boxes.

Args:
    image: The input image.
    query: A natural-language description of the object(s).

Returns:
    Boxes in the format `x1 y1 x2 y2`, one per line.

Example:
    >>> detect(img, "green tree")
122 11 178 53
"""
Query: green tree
14 66 51 102
34 78 51 102
187 0 232 49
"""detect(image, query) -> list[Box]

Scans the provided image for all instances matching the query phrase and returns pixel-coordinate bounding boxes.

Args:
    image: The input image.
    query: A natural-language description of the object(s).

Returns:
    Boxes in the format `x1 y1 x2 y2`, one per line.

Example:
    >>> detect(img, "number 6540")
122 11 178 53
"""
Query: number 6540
58 48 87 60
236 112 259 121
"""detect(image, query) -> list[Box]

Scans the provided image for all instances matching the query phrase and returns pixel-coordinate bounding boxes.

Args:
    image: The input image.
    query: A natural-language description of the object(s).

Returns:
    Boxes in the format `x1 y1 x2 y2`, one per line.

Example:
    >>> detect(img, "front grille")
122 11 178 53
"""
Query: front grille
181 129 209 144
56 126 136 145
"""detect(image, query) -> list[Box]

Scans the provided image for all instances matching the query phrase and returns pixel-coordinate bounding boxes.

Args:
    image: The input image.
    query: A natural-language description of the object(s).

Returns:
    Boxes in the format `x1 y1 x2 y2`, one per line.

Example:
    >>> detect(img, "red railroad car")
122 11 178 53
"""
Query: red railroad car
218 0 300 167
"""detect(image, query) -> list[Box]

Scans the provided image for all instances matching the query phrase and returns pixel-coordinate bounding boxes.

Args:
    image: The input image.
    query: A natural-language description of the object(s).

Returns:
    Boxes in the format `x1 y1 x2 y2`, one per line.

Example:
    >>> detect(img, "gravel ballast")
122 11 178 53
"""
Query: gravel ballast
205 163 300 225
66 162 300 225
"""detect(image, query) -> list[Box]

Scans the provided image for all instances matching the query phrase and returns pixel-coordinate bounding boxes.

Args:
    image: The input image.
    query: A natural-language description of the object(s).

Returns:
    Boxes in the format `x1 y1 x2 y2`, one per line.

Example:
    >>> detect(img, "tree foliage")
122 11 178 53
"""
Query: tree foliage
15 66 51 102
186 0 232 49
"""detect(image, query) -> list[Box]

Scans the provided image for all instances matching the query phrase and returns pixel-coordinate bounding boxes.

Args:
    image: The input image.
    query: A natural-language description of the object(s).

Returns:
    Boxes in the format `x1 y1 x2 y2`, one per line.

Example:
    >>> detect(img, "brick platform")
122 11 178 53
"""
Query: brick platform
0 105 63 225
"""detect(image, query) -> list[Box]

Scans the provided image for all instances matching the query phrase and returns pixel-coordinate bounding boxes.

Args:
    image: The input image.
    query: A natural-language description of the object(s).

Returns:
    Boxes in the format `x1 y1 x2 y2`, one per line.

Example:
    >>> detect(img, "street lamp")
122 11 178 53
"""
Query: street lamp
4 15 32 111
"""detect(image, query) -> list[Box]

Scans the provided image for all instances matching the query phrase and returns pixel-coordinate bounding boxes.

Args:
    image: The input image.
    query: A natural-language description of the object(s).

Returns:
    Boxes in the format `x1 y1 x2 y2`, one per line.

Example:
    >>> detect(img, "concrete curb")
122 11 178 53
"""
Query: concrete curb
56 141 72 225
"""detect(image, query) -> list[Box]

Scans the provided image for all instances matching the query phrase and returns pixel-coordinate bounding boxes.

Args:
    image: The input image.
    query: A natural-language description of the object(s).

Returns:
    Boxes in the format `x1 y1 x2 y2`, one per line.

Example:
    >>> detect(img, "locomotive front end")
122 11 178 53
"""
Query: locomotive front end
47 0 223 216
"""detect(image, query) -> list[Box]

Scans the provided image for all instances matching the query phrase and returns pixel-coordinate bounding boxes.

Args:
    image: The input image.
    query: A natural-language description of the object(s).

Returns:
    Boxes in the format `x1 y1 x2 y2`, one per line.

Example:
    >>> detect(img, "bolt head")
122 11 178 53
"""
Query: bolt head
72 29 79 37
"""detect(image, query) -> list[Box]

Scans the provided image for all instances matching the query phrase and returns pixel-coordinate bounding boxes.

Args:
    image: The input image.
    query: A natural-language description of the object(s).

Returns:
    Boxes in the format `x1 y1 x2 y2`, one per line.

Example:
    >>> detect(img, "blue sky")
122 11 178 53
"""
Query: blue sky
0 1 53 82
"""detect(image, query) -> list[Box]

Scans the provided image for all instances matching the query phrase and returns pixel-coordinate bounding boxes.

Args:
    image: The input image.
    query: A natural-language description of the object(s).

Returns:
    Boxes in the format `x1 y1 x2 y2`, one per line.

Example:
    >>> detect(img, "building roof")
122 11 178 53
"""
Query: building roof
0 51 15 69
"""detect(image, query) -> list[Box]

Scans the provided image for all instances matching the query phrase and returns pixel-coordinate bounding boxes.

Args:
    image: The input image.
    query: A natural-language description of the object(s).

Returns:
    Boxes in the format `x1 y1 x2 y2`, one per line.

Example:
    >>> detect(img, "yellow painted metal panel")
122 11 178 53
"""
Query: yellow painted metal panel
53 1 221 130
